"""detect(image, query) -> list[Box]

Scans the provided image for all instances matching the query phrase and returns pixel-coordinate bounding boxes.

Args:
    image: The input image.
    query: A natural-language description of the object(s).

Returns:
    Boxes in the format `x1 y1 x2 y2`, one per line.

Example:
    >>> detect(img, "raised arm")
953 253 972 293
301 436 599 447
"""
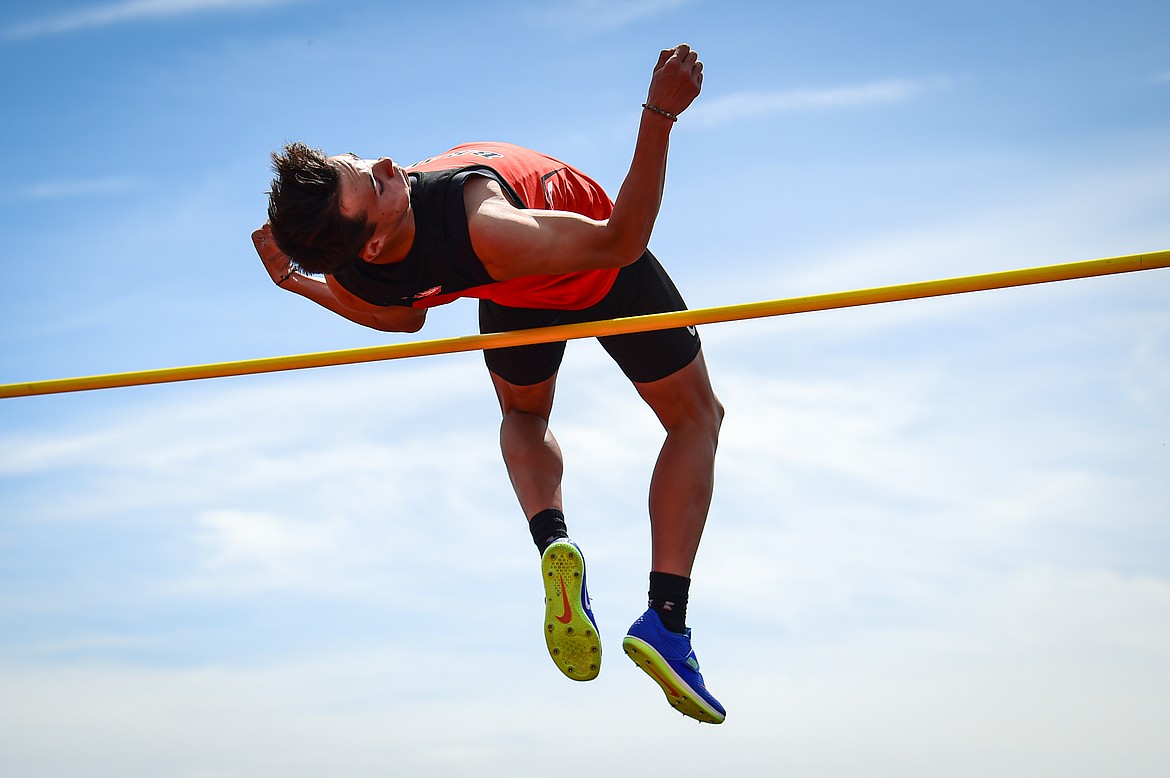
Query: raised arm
467 44 704 280
251 227 426 333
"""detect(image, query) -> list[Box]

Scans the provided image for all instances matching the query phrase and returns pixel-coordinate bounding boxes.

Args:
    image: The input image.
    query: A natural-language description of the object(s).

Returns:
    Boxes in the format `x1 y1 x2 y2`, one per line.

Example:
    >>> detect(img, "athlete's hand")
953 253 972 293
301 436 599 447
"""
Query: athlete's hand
252 224 296 288
645 43 703 118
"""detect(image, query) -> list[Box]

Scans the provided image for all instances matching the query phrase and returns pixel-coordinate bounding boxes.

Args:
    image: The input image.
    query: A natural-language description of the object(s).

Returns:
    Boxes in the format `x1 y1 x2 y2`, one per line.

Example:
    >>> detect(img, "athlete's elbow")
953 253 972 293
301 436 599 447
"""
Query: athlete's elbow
370 309 426 333
615 244 647 267
397 313 427 333
374 320 423 334
596 232 648 269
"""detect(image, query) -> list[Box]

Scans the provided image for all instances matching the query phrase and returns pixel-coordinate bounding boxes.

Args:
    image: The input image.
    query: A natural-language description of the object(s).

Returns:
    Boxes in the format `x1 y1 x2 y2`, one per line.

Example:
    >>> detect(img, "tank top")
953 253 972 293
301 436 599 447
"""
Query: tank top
332 142 620 310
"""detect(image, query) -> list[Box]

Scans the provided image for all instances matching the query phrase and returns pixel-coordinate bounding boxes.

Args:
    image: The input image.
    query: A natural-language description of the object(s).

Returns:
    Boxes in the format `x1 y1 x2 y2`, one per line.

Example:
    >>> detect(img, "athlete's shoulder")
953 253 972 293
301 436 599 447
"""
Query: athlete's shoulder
408 142 560 172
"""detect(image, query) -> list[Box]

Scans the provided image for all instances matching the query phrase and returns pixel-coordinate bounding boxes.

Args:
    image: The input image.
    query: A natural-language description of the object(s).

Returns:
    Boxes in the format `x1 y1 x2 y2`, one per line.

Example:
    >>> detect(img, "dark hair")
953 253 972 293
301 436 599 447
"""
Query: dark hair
266 142 374 274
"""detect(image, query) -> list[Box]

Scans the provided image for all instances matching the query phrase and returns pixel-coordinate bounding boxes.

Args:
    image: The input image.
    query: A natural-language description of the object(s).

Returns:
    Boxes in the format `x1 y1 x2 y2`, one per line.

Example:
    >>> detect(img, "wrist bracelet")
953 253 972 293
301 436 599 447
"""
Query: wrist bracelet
641 102 678 122
277 273 293 286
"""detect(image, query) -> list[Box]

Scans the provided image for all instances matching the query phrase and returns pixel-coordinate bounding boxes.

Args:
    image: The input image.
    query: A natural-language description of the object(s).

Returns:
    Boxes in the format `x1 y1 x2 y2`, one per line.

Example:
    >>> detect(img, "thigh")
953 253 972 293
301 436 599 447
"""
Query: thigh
479 299 567 387
489 370 558 419
632 349 721 430
595 250 701 384
598 326 701 384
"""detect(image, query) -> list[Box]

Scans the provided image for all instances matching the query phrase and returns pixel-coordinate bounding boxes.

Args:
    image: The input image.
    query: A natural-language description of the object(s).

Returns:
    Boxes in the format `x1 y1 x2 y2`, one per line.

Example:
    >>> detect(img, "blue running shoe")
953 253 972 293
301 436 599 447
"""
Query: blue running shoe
541 539 601 681
622 608 726 724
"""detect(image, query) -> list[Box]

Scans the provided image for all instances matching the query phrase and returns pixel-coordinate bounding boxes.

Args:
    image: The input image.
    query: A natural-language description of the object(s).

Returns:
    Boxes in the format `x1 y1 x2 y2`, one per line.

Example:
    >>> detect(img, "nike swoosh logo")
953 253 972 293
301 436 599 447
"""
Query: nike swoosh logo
648 665 682 698
556 576 573 624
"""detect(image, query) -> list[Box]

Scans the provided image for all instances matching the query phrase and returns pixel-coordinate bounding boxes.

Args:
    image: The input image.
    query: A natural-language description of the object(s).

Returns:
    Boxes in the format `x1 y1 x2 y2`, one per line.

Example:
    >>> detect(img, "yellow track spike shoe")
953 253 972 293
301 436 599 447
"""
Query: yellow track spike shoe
541 539 601 681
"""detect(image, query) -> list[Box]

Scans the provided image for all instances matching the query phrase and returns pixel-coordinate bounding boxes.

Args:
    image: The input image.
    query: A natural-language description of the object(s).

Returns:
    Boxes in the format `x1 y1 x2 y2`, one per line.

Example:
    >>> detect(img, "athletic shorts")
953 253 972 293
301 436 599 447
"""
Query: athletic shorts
478 250 701 386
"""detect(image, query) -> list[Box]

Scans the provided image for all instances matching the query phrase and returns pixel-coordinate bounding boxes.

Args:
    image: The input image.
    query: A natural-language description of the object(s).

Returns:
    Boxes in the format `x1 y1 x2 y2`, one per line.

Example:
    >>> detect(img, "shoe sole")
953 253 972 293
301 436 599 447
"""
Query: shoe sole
622 636 726 724
542 543 601 681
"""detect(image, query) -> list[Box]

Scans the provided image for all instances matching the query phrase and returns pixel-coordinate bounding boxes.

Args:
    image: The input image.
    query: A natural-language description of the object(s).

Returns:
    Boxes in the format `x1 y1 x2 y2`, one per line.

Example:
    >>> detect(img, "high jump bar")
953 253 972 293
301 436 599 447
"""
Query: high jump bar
2 248 1167 400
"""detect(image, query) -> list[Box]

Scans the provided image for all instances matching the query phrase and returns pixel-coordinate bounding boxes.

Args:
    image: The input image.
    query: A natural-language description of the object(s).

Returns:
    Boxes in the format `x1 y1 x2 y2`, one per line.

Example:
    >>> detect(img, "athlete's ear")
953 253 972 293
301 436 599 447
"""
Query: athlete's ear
359 235 383 261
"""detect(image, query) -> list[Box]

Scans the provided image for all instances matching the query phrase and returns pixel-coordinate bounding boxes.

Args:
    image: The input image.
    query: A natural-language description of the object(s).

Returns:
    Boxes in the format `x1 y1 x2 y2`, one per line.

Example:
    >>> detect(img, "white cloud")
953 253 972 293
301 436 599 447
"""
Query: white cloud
3 0 308 40
11 176 141 201
722 569 1170 777
2 566 1167 776
533 0 693 33
690 76 952 126
750 151 1170 302
192 508 350 577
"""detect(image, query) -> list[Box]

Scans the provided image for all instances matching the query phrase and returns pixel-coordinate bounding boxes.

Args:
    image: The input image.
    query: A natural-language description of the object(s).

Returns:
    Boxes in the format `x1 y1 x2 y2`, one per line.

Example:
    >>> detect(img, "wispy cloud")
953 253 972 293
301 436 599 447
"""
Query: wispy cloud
3 0 307 41
690 76 952 126
12 177 141 201
534 0 693 33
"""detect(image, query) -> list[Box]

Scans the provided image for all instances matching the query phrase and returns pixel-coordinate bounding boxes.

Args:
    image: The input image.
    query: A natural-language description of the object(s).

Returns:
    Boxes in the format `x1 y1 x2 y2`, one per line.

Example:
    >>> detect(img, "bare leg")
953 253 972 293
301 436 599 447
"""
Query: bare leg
631 351 724 577
622 350 727 722
491 370 601 680
490 371 563 519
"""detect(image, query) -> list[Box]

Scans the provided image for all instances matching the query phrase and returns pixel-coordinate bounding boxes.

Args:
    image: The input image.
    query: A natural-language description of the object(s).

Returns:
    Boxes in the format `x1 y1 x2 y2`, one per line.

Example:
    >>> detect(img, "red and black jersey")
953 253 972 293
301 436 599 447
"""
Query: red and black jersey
332 142 620 310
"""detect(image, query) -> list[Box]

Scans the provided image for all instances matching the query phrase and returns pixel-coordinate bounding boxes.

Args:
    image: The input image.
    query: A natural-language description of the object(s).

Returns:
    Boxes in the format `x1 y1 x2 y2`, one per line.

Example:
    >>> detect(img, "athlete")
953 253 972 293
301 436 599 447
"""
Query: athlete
253 44 726 723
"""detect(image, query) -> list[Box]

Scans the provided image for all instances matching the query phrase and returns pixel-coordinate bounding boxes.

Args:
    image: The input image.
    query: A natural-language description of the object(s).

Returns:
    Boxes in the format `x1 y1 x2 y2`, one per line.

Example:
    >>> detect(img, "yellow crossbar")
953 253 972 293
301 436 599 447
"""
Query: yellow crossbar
2 249 1167 399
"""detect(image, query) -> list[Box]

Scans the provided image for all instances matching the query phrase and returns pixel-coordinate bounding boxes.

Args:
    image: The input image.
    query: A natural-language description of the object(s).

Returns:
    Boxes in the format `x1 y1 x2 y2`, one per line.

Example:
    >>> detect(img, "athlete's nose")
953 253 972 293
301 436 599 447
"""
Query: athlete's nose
372 157 395 177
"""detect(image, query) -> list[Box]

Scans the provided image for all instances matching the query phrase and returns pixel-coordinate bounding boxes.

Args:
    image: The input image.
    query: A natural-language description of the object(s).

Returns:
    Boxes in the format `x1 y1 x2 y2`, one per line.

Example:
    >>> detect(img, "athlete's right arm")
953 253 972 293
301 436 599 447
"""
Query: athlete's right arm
467 44 703 281
252 227 427 333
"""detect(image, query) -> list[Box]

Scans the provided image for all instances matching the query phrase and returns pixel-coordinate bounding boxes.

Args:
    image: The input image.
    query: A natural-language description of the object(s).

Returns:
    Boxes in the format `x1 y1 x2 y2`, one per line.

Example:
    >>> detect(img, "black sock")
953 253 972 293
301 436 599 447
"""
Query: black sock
648 571 690 634
529 508 568 554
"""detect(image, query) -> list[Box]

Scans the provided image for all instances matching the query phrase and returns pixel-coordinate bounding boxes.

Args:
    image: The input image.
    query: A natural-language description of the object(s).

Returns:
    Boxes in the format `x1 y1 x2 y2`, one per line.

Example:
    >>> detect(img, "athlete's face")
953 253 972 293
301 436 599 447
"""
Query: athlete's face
329 152 412 260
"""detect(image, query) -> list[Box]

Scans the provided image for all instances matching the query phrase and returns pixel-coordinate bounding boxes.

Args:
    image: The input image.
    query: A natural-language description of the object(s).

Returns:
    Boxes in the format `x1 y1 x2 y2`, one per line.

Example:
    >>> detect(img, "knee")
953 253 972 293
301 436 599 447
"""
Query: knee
499 407 551 444
707 394 726 445
492 373 556 420
671 390 724 449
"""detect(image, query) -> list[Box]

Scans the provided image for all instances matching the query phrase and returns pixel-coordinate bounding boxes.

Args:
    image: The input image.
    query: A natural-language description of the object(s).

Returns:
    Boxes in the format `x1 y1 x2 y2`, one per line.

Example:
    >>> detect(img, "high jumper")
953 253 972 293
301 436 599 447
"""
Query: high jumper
256 43 726 723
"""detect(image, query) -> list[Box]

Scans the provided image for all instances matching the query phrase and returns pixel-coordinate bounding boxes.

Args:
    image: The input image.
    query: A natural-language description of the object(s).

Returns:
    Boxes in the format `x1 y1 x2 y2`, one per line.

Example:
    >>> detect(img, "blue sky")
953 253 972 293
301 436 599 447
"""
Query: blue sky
1 0 1168 775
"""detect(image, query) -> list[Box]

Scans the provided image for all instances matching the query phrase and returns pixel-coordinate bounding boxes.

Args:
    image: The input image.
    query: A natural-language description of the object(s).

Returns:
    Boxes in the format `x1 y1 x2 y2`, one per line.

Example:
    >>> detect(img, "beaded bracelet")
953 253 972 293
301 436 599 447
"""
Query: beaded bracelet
641 102 678 122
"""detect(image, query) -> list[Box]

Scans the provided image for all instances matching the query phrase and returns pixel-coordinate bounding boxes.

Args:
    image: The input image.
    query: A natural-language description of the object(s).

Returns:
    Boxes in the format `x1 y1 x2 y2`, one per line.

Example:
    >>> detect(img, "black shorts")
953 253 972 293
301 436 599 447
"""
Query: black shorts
478 250 701 386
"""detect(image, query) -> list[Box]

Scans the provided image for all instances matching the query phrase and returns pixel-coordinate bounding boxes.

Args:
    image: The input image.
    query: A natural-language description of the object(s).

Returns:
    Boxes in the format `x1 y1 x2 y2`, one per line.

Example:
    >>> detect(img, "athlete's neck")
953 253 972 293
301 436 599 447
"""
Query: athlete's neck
368 214 416 265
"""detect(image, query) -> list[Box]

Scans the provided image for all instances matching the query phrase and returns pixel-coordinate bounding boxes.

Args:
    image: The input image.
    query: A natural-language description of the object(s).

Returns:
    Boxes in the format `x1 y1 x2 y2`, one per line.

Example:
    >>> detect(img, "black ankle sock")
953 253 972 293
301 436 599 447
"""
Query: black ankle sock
529 508 568 554
648 571 690 634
